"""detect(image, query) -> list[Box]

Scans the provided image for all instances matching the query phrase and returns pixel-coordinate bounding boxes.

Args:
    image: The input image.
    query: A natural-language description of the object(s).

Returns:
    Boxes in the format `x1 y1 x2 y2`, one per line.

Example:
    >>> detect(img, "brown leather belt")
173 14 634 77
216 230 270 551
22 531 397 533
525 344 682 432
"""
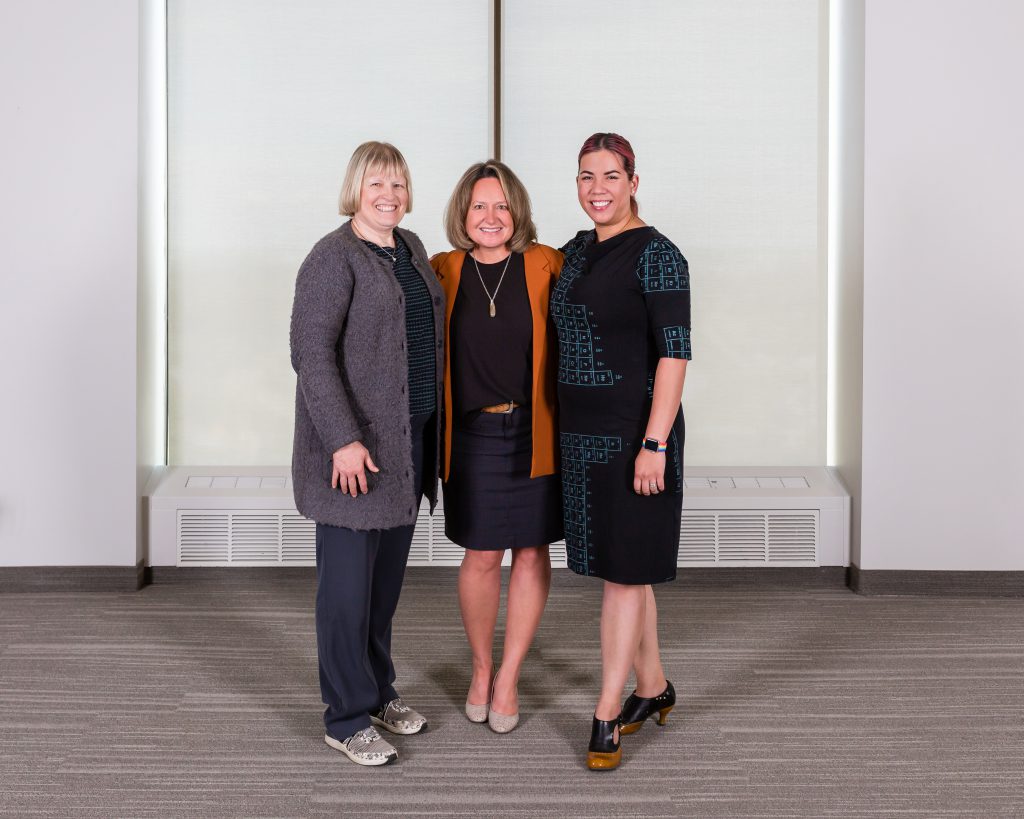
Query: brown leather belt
479 401 522 414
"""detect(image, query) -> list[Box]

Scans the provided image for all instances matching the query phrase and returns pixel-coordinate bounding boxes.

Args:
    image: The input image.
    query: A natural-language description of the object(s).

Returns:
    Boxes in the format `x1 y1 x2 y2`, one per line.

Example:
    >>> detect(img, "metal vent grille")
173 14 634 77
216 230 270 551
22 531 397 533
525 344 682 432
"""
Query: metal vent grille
179 511 315 566
409 514 432 564
768 513 818 562
282 515 315 562
179 513 229 563
679 510 818 565
177 509 819 567
719 514 768 562
679 513 717 562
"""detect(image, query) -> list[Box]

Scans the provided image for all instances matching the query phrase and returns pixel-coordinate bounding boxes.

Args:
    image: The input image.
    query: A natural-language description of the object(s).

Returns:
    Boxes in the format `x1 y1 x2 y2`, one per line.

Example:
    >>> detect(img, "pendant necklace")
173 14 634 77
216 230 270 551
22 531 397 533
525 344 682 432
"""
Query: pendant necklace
352 219 397 262
473 252 512 318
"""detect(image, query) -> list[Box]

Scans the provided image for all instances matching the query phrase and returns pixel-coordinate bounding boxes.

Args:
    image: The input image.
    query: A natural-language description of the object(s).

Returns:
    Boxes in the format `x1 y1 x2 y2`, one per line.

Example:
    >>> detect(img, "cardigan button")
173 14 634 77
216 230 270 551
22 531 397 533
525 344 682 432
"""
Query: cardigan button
433 296 441 306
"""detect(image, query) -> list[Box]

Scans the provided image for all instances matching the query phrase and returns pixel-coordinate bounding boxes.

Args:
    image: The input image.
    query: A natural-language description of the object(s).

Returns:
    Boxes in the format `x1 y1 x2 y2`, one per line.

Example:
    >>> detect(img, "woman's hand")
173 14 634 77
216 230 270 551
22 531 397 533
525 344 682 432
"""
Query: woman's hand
634 450 665 496
332 441 380 498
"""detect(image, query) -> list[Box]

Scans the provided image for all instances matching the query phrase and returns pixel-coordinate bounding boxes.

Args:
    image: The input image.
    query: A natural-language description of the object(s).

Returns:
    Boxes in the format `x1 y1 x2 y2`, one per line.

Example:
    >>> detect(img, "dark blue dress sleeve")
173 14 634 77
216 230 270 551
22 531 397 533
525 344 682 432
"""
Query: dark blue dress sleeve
636 236 692 360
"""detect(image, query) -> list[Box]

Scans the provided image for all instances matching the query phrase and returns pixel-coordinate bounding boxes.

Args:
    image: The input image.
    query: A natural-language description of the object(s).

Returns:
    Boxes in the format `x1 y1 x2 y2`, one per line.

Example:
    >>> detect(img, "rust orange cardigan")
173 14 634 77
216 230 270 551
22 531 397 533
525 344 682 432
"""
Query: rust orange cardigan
430 244 563 482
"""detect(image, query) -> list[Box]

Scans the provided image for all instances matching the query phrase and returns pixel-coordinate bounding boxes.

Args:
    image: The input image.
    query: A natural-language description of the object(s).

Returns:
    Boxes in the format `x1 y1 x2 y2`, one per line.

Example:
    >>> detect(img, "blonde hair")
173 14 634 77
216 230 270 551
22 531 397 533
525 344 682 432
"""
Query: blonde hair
338 141 413 216
443 160 537 253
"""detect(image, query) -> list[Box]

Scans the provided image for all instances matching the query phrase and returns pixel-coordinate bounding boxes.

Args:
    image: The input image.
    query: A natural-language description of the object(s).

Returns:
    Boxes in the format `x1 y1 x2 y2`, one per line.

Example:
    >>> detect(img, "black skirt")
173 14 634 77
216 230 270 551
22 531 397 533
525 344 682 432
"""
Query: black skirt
443 407 563 551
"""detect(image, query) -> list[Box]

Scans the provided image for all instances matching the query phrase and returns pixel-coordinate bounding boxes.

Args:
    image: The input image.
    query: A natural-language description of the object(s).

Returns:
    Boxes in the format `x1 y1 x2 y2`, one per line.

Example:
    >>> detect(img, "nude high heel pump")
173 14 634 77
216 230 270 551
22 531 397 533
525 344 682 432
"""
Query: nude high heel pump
465 673 491 723
486 672 519 733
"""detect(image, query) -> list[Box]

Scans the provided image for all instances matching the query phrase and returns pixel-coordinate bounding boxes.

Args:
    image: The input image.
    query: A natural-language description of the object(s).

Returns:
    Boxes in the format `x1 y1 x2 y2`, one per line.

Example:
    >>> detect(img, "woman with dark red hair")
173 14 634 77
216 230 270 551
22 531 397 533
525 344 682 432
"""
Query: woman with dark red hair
551 133 691 770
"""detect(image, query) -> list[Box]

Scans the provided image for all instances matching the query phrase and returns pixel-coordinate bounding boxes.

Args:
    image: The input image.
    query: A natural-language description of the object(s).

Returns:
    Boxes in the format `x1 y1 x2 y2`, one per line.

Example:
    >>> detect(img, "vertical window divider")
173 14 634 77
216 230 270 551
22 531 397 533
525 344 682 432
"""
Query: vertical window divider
493 0 502 160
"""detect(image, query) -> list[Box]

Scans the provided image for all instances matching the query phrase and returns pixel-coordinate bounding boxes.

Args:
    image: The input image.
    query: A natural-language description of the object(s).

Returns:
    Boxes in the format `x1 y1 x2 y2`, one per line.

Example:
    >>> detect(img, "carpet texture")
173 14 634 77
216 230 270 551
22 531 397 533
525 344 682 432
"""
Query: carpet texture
1 568 1022 817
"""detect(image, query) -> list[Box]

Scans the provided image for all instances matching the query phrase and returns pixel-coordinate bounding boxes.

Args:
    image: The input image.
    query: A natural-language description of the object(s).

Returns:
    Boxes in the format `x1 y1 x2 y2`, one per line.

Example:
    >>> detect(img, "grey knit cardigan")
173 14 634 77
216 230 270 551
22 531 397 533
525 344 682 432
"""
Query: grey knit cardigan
289 221 445 530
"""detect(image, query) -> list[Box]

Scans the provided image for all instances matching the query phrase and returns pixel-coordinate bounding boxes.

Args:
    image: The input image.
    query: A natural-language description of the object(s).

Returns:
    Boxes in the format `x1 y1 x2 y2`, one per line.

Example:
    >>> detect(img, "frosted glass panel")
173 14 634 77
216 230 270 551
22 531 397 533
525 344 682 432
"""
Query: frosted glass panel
168 0 491 464
503 0 825 465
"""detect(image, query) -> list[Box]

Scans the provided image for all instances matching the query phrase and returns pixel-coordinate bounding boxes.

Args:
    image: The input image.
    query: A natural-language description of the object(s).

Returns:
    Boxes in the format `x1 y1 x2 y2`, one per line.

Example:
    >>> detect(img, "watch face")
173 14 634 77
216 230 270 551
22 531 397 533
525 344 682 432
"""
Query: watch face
642 438 658 452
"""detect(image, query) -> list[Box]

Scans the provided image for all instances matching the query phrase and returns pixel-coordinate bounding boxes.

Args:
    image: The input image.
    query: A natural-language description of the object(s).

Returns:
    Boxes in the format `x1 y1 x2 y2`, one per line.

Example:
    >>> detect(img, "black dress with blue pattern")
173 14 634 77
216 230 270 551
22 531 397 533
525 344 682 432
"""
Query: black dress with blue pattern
551 227 691 584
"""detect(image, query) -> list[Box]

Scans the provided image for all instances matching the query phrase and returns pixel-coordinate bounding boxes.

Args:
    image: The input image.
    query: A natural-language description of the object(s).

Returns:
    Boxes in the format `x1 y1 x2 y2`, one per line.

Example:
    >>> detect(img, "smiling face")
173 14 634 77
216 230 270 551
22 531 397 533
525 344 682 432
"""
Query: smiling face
464 176 514 256
356 165 409 233
576 149 638 229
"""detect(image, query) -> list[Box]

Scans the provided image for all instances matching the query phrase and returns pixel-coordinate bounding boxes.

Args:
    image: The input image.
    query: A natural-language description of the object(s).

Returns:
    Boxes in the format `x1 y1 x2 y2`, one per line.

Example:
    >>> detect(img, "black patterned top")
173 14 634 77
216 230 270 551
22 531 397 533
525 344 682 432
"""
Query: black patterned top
551 226 691 584
361 234 437 416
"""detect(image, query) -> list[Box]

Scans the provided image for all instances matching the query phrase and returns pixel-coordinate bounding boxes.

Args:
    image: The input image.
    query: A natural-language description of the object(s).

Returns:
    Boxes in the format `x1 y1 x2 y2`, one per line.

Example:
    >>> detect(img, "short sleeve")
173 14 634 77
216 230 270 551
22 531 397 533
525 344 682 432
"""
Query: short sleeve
636 236 692 360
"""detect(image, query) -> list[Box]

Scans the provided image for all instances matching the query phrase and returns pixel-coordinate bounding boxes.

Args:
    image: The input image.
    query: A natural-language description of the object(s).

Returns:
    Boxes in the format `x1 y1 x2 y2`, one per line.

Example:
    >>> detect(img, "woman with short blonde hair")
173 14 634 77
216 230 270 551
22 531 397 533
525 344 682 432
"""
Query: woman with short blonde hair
431 160 562 734
291 140 444 767
338 141 414 216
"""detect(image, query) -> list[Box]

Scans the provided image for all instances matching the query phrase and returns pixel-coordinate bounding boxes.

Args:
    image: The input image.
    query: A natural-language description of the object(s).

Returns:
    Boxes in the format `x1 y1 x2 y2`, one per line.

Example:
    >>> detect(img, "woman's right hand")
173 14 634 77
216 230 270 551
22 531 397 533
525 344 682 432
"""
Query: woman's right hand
332 441 380 497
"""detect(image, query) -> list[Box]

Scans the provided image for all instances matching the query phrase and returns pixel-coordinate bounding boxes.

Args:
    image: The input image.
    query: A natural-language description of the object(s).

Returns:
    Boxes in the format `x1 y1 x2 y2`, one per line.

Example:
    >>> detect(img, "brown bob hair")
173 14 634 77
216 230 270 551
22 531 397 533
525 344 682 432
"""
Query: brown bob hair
443 160 537 253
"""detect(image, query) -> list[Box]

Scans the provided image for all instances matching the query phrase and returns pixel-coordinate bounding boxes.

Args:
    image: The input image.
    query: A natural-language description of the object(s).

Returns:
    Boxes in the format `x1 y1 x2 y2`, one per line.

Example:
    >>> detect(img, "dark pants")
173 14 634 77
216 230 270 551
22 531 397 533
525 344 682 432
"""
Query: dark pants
315 412 431 741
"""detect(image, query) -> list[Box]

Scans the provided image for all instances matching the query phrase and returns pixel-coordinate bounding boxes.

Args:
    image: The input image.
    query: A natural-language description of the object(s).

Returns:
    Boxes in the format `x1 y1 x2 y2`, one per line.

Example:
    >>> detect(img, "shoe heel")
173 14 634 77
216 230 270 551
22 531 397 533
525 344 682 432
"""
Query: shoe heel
586 747 622 770
656 705 673 726
588 714 622 771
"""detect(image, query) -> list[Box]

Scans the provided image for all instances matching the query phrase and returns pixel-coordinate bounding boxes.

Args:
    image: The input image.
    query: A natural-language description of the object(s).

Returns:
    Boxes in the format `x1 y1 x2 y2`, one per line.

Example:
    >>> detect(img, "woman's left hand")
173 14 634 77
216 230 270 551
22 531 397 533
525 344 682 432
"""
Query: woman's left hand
634 450 666 496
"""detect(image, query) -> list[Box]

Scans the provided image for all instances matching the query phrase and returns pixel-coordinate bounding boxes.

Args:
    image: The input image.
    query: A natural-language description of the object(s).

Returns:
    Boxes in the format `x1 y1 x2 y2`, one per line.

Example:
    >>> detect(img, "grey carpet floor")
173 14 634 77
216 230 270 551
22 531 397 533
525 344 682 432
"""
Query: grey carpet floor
1 568 1022 818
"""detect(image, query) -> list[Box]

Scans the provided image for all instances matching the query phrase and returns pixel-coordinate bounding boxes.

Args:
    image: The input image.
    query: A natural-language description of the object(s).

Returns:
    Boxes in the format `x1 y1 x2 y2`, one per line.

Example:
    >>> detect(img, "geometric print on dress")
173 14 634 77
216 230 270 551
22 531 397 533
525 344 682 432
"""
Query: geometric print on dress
551 262 616 387
668 426 683 493
559 432 622 576
662 326 692 359
636 236 689 292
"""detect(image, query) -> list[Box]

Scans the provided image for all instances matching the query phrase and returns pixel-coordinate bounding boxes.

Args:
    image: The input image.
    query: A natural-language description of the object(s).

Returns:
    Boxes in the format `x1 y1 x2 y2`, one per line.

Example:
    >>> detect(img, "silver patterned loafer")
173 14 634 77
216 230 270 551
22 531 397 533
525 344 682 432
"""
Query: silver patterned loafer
371 697 428 735
324 727 397 766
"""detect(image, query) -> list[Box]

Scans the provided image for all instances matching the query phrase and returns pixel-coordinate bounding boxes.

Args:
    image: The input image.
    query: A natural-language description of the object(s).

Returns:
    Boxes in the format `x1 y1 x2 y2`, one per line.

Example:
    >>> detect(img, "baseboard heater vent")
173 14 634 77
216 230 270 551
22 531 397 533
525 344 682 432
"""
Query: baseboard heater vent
178 511 315 565
147 466 848 568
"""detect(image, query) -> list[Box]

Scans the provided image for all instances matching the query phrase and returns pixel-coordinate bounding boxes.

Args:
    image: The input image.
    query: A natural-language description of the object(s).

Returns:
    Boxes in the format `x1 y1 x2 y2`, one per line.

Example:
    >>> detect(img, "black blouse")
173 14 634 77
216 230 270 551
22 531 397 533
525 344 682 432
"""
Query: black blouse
450 252 532 414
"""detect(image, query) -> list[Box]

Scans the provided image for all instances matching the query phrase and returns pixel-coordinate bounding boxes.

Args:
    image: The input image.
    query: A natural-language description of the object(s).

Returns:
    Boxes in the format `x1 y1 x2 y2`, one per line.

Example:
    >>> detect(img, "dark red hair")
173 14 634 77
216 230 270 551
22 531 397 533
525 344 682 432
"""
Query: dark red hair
578 132 638 215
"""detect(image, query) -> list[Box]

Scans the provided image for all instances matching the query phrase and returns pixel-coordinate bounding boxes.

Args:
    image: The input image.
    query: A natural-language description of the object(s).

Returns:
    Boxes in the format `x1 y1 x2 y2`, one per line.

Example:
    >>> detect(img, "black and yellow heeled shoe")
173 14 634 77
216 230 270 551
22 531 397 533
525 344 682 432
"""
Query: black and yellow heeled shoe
586 714 622 771
619 680 675 735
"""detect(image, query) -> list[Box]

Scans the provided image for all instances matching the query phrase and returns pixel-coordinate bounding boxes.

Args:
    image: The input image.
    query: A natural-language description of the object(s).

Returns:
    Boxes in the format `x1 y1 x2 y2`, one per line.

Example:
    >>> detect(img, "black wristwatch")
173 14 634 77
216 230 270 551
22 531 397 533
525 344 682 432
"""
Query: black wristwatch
641 437 667 453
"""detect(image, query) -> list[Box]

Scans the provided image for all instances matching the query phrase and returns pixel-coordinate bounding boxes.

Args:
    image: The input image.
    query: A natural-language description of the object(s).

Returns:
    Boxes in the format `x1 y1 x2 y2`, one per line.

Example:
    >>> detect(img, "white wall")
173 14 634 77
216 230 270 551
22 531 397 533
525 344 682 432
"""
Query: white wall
859 0 1024 570
0 0 140 567
138 0 167 564
832 0 865 565
4 2 1023 572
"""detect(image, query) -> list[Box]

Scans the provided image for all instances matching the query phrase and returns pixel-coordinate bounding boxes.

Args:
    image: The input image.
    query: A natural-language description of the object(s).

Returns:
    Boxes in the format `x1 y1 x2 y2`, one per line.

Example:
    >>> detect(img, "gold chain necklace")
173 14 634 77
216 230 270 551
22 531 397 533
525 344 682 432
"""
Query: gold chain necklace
472 252 512 318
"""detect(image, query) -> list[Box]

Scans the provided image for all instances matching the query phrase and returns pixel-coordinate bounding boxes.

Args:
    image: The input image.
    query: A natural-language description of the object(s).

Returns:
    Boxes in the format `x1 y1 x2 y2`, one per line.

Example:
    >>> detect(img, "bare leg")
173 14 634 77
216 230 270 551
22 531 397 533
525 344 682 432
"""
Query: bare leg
458 549 504 705
633 584 668 697
491 545 551 715
595 581 647 740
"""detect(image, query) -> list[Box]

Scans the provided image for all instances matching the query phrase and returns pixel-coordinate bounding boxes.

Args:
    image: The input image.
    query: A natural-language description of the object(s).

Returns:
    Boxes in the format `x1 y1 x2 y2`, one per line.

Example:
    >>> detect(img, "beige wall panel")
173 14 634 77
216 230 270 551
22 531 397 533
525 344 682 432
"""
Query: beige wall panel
168 0 491 463
503 0 826 466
